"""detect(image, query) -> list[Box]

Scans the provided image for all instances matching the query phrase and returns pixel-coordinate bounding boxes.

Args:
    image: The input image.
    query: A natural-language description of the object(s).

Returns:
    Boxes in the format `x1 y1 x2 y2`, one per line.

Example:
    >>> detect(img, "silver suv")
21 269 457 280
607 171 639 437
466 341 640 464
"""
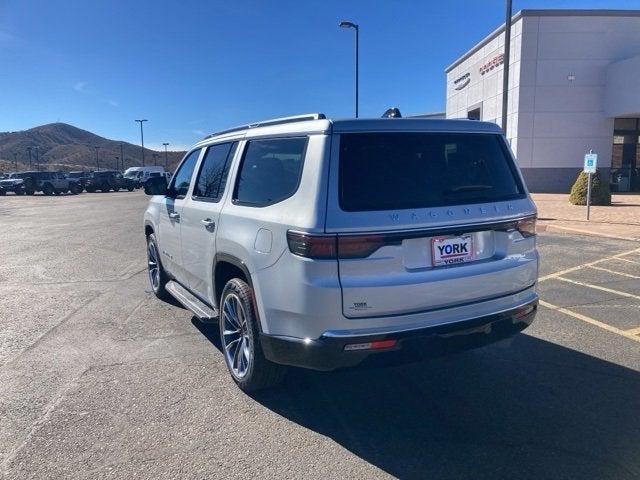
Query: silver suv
143 114 539 391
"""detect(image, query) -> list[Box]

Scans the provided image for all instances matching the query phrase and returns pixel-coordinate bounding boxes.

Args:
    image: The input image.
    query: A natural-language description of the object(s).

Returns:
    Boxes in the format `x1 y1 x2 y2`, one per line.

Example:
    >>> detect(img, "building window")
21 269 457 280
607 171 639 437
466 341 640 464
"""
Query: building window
467 108 481 120
611 117 640 192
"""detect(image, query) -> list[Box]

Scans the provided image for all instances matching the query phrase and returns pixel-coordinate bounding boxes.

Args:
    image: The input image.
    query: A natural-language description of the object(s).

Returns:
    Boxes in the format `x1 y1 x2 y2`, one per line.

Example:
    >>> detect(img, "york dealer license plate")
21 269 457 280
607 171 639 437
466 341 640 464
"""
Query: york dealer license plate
432 235 474 267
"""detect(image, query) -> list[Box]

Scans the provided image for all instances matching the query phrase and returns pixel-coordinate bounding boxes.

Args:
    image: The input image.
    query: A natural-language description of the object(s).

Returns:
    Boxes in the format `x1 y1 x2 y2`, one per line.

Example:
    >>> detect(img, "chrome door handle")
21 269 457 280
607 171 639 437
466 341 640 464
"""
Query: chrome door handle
169 212 180 220
201 218 215 231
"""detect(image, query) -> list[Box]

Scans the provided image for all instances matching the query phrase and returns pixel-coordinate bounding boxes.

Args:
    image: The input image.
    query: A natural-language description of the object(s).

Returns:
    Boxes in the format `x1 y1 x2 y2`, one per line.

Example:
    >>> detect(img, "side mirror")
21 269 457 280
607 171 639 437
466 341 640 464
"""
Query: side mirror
144 176 169 196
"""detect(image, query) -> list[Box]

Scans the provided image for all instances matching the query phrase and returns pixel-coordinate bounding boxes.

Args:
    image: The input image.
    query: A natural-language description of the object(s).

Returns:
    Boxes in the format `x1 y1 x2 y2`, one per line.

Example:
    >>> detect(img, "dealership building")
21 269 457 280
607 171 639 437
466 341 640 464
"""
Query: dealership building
445 10 640 192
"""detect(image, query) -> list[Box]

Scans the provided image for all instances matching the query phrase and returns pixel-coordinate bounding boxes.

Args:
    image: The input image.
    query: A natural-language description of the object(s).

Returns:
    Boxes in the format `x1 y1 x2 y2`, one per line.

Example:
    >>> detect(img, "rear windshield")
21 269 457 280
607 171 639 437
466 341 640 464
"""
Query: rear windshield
339 132 525 211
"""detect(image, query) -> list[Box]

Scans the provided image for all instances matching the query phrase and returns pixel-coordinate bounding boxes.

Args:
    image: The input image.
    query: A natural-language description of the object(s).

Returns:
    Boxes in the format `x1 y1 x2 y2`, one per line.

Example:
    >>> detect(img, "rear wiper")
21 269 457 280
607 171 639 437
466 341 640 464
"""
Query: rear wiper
445 185 494 194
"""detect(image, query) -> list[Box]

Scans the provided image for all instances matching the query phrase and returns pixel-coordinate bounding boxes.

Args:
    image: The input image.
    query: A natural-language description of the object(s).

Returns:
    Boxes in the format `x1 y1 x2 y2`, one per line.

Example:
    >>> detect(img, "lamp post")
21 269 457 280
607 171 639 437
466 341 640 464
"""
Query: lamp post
162 143 169 169
115 156 120 170
134 119 148 166
120 143 124 171
501 0 513 134
94 146 100 170
339 20 359 118
35 146 39 171
27 147 32 169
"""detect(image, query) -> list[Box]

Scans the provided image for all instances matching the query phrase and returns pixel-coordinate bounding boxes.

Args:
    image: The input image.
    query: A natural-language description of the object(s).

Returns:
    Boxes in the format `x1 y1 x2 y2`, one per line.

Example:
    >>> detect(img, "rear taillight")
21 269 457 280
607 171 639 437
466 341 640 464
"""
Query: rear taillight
287 232 337 259
516 216 537 238
337 235 388 259
287 231 393 259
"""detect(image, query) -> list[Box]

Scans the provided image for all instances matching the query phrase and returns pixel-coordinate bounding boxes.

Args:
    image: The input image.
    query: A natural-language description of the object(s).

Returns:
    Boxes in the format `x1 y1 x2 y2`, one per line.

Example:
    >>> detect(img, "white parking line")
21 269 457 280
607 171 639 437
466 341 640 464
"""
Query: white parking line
539 300 640 344
625 326 640 336
555 276 640 301
587 265 640 279
616 257 640 265
538 247 640 282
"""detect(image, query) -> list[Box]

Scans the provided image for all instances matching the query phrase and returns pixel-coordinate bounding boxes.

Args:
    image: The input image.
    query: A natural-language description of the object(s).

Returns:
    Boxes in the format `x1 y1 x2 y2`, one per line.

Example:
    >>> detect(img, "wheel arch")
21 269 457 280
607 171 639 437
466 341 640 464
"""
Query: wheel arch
214 253 265 333
213 254 253 305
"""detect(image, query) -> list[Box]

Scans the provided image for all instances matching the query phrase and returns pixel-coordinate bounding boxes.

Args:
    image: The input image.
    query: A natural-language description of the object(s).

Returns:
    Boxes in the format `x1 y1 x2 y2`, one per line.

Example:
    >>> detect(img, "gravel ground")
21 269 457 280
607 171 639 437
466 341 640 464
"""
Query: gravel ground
1 191 639 479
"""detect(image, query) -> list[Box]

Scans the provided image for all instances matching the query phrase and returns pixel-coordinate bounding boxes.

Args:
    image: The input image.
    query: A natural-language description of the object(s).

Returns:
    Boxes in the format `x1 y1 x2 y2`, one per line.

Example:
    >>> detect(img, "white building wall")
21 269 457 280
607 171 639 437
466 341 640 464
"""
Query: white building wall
446 18 522 147
445 11 640 192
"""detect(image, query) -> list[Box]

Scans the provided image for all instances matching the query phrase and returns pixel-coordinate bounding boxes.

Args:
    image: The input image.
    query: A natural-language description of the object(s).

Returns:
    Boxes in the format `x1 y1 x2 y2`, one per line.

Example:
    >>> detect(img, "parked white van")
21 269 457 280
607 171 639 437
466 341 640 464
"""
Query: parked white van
124 166 167 186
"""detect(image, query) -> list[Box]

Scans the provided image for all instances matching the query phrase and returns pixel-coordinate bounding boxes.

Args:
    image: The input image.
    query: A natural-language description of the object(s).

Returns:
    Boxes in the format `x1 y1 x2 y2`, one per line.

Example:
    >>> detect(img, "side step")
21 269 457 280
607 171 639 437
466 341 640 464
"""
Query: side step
165 280 218 322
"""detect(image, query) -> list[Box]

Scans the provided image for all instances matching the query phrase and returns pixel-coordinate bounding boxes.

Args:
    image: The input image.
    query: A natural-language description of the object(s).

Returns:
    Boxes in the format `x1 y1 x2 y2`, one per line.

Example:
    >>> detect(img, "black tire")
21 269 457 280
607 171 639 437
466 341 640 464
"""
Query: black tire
146 233 170 300
127 186 134 192
23 177 35 192
25 189 35 195
15 189 24 196
70 184 81 195
54 189 62 195
43 183 54 196
0 189 5 196
86 186 95 193
219 278 286 392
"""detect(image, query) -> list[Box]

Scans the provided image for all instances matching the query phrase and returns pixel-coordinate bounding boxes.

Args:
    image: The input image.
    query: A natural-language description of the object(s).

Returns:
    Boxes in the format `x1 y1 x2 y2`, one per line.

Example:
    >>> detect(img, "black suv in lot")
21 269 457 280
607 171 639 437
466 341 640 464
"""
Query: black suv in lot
85 171 136 193
0 171 82 195
66 171 92 191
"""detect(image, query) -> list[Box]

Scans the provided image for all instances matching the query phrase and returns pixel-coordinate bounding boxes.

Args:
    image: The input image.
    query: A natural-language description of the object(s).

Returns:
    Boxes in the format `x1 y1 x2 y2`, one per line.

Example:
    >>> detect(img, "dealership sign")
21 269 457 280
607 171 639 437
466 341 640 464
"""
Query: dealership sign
479 53 504 75
453 72 471 90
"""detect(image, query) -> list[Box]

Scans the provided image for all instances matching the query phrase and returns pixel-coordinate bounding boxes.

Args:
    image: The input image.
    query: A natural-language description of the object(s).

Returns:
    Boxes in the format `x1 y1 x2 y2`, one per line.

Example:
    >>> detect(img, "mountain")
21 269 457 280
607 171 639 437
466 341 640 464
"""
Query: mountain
0 123 186 172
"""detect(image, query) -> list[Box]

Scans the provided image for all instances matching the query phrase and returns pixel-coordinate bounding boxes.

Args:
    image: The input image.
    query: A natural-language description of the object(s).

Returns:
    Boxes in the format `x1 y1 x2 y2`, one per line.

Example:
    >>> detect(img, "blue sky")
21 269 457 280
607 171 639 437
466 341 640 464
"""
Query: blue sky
1 0 638 150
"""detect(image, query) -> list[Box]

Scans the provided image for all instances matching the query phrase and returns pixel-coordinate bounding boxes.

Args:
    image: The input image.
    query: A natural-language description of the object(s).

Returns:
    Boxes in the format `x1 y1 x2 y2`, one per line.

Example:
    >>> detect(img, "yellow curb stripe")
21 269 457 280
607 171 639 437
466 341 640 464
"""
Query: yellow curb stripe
539 247 640 281
587 265 640 279
625 326 640 336
555 276 640 301
539 300 640 343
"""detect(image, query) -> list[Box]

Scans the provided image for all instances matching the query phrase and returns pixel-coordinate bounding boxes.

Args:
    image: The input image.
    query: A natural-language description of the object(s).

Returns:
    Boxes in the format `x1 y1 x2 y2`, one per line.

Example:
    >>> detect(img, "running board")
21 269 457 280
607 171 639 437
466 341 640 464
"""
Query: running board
165 280 218 322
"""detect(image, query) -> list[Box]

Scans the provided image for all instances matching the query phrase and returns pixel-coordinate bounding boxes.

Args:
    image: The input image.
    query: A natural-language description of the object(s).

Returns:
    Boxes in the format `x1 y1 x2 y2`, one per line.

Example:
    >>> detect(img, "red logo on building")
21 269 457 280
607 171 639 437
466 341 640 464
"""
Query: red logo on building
479 53 504 75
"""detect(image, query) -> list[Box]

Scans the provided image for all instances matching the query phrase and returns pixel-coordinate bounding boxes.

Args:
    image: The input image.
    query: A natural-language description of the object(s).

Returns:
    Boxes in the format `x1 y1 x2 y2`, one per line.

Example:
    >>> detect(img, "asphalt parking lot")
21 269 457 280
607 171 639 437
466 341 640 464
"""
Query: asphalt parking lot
1 192 639 480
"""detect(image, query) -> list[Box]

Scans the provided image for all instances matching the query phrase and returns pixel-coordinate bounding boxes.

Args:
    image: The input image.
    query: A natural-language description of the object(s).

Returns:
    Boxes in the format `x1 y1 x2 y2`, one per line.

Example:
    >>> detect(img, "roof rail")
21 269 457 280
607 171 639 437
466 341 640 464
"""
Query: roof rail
204 113 326 139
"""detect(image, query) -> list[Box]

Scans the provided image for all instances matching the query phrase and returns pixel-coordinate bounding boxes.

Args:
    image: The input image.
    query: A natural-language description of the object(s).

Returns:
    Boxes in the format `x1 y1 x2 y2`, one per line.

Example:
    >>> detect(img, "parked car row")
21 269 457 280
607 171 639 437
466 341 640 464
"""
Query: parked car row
0 168 171 196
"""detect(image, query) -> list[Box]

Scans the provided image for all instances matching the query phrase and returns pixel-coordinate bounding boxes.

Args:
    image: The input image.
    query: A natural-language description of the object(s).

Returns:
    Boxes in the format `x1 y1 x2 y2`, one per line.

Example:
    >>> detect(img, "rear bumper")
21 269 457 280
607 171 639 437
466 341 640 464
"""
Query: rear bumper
260 299 538 371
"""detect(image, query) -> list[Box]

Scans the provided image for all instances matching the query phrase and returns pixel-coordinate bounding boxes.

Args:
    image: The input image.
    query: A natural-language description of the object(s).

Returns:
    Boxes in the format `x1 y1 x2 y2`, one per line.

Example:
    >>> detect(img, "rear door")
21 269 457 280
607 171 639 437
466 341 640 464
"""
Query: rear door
326 129 538 318
180 141 238 303
157 149 201 281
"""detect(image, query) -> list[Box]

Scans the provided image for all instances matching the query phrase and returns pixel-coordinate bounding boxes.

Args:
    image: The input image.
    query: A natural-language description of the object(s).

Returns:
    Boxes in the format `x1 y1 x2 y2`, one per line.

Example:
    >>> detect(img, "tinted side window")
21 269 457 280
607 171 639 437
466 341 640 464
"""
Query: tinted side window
171 149 201 198
234 137 307 206
193 142 237 201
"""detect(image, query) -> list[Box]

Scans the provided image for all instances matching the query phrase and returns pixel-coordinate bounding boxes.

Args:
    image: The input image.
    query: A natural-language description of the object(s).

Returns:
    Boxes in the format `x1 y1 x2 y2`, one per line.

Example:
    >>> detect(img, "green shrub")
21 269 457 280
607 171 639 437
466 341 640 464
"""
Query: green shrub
569 171 611 206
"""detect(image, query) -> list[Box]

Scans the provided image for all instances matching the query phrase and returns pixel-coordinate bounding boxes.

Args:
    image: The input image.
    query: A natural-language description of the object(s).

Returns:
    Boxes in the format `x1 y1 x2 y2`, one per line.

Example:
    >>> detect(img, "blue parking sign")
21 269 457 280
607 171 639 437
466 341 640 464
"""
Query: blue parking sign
584 153 597 174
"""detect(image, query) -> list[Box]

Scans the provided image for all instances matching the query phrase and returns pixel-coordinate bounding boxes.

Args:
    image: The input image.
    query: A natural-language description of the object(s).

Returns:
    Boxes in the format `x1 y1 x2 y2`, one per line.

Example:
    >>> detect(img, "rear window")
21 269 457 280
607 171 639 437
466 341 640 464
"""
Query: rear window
339 132 525 211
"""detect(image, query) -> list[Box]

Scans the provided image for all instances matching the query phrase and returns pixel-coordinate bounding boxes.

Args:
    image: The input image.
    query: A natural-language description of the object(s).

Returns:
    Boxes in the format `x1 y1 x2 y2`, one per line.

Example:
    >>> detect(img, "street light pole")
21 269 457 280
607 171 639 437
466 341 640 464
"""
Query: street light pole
162 142 169 170
27 147 32 169
501 0 513 134
134 119 148 167
120 143 124 171
94 146 100 170
35 146 39 171
339 20 359 118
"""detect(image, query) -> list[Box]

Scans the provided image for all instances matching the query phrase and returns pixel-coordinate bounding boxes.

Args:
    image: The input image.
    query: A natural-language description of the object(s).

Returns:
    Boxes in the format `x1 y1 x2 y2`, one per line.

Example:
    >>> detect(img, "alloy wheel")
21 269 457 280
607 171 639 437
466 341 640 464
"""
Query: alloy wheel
222 293 251 379
147 241 160 291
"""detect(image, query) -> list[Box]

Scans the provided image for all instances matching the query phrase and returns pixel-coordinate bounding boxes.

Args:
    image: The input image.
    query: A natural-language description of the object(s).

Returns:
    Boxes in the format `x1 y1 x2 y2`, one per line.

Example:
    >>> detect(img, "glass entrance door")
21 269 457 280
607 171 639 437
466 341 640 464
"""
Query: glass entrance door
611 118 640 192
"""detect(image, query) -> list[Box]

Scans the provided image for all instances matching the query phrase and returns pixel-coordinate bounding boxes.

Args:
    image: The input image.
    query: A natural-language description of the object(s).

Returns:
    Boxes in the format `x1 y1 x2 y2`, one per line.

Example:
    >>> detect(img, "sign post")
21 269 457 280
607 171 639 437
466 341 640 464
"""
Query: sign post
583 150 598 220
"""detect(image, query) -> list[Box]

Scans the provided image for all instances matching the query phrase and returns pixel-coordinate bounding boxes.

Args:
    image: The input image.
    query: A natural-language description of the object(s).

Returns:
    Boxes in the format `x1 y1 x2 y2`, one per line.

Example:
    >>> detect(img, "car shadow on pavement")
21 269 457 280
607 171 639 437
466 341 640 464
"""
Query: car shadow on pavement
247 334 640 480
